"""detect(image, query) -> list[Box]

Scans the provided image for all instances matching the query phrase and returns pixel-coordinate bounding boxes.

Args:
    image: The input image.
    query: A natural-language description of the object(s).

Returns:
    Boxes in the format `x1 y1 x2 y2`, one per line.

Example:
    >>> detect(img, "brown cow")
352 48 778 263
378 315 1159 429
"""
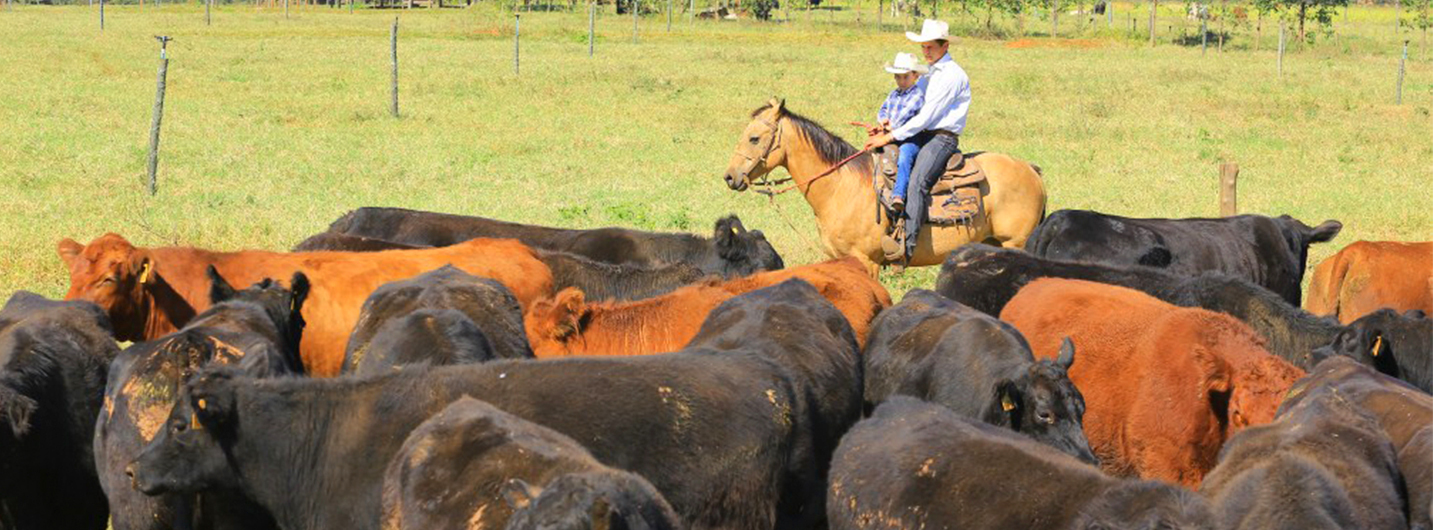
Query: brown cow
1001 278 1305 488
1306 241 1433 324
525 257 891 358
57 233 552 376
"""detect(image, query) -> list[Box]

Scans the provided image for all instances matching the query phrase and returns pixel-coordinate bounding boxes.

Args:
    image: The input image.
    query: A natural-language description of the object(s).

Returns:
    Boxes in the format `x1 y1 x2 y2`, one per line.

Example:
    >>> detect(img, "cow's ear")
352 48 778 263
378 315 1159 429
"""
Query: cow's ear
190 372 237 430
501 478 542 511
1306 220 1342 243
726 215 748 233
550 289 588 339
288 272 312 315
0 386 37 438
1055 338 1077 370
991 379 1023 430
130 252 155 286
714 217 745 259
208 266 237 305
57 238 84 267
1136 246 1172 268
1195 348 1232 393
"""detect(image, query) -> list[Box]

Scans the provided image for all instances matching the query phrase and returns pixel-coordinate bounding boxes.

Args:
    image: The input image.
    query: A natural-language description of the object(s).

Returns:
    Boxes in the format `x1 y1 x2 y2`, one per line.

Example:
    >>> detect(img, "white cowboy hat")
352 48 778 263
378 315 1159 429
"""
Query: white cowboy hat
906 19 950 43
884 52 929 74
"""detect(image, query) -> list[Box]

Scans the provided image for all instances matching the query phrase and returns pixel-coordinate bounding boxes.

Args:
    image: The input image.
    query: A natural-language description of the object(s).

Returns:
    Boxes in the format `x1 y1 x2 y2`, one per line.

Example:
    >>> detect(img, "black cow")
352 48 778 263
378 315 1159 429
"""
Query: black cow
320 207 785 277
937 244 1341 368
382 396 681 530
1279 356 1433 530
1311 309 1433 393
536 250 712 302
0 292 117 530
1405 426 1433 530
130 279 861 530
341 266 532 376
863 289 1096 464
828 397 1214 530
1200 391 1406 530
1026 210 1341 306
99 268 308 530
291 232 423 252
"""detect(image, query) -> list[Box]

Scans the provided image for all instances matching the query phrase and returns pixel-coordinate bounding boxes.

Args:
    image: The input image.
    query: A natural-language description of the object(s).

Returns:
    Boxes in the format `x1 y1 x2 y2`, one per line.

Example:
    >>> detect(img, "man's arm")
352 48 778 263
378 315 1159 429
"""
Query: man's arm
890 68 960 141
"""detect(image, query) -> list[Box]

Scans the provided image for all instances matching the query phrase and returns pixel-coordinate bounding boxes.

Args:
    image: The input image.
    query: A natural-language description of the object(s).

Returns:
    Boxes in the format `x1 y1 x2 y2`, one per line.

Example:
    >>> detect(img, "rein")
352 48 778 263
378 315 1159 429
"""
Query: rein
739 117 870 199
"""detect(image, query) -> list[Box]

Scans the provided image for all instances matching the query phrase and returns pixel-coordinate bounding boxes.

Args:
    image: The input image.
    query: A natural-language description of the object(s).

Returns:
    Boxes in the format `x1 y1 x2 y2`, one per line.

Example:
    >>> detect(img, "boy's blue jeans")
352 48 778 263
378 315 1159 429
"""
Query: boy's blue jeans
892 136 927 200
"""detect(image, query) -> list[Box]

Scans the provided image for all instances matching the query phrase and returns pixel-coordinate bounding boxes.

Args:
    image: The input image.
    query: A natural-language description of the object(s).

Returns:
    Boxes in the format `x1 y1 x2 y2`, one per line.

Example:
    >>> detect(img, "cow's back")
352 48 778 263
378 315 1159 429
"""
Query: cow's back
327 207 577 248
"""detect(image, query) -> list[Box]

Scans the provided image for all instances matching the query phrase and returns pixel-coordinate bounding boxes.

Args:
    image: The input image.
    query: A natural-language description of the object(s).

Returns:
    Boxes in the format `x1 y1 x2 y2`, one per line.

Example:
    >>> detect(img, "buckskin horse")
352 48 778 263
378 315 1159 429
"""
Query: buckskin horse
724 99 1047 275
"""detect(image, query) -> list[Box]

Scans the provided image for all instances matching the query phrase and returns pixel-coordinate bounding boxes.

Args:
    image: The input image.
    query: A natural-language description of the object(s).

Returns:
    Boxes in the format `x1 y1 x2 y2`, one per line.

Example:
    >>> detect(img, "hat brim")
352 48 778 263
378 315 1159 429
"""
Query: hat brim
884 66 913 74
905 31 948 43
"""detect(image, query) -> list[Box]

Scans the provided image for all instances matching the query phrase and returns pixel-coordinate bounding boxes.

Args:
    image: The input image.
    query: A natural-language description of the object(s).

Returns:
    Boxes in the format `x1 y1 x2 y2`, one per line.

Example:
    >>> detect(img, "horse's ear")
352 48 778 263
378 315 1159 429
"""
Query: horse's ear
768 97 785 115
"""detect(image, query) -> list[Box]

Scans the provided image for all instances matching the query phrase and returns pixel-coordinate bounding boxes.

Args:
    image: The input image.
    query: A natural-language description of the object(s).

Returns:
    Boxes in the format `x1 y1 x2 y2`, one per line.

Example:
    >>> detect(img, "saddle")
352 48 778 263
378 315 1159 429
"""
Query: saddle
873 145 988 262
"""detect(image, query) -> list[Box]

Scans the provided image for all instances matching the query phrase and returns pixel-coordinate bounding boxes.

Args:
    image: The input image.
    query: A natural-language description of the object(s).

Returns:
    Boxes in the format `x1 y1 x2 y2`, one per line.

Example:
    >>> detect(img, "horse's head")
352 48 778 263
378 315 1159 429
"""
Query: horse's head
724 98 788 192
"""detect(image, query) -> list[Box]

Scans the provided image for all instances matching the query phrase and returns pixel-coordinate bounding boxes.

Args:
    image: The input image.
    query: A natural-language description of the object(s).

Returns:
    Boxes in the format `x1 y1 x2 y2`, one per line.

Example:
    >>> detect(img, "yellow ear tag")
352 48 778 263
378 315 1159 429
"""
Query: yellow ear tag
190 413 202 431
1001 395 1016 412
197 398 208 411
1371 335 1383 357
138 262 153 284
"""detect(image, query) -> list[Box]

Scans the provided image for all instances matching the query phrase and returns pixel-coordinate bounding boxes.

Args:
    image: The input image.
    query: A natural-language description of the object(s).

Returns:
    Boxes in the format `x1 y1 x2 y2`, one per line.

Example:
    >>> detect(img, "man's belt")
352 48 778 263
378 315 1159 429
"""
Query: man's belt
931 130 959 139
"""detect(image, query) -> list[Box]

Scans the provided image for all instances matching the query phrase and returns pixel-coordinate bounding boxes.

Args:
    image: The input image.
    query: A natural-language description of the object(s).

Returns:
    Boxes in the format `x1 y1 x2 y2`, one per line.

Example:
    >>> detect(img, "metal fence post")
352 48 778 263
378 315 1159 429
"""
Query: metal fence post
391 17 400 117
1278 22 1285 79
589 2 595 56
146 36 173 196
100 0 105 30
1397 40 1408 104
667 0 671 30
514 14 521 75
206 0 212 25
632 0 638 43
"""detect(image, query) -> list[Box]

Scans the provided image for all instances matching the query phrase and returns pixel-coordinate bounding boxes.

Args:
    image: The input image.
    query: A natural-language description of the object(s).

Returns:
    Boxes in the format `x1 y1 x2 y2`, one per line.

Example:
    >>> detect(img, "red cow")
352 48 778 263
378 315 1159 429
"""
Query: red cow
1306 241 1433 324
58 233 553 376
1001 278 1305 487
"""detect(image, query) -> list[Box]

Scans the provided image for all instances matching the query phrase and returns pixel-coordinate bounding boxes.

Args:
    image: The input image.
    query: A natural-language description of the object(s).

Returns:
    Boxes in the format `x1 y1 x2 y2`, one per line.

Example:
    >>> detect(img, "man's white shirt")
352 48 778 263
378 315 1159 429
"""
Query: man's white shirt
891 53 971 141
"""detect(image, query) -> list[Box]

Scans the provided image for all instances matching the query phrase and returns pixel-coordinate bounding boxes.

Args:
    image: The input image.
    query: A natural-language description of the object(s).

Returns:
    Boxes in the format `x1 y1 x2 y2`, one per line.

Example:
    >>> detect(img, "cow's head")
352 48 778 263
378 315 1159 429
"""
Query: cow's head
57 233 157 342
523 288 590 357
988 338 1098 466
1310 309 1422 381
206 266 312 371
129 368 241 495
712 215 784 275
1276 215 1342 271
1198 347 1304 436
1073 480 1216 530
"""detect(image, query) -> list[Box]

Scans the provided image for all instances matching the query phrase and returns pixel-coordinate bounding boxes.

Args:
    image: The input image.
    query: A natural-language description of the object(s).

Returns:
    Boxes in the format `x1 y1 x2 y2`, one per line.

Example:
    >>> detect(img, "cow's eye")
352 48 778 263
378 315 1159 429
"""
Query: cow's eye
98 277 115 285
172 420 188 433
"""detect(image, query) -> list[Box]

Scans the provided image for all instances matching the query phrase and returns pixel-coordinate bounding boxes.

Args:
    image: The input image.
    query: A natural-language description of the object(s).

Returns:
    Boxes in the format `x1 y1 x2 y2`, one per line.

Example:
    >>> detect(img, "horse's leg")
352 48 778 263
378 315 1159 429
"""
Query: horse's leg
856 254 881 279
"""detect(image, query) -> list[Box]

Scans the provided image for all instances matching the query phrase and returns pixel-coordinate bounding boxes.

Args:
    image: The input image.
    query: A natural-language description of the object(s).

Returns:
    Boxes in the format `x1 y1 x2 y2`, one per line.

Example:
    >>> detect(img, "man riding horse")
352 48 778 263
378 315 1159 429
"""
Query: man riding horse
863 19 971 264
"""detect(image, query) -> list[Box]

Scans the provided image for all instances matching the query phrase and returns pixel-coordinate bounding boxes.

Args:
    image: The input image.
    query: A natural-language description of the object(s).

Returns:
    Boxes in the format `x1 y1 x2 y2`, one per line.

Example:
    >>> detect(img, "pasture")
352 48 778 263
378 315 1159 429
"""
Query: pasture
0 0 1429 299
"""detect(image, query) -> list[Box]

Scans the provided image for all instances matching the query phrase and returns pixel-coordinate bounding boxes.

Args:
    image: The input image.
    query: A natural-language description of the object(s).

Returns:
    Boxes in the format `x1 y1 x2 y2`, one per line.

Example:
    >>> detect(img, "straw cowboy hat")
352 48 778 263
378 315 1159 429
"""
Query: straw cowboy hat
884 52 929 74
906 19 950 42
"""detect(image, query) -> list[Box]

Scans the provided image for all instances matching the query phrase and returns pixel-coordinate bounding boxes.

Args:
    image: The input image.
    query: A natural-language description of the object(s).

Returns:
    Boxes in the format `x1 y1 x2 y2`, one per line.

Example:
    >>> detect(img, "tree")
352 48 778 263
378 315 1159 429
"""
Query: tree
1255 0 1348 42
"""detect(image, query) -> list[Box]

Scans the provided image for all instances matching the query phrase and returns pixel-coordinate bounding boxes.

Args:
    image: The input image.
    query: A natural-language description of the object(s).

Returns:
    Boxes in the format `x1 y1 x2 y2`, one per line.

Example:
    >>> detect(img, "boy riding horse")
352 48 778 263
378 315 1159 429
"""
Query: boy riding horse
864 19 971 264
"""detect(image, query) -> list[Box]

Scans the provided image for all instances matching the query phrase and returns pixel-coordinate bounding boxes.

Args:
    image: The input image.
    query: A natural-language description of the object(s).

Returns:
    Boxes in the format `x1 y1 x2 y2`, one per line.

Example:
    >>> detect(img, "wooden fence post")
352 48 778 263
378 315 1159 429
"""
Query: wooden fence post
1219 162 1238 217
632 0 638 43
147 36 173 196
1149 0 1158 45
1051 0 1058 37
1201 16 1207 54
1278 22 1285 78
391 17 400 117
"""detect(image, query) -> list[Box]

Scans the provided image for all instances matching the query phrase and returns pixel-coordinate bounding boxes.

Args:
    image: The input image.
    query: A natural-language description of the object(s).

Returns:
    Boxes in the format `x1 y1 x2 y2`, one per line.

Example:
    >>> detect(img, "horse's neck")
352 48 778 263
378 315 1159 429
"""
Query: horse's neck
783 136 873 221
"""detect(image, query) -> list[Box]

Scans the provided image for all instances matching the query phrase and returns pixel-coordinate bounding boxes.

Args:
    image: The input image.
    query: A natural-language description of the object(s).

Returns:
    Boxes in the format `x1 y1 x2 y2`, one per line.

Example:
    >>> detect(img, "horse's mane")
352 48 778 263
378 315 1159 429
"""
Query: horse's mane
751 104 874 181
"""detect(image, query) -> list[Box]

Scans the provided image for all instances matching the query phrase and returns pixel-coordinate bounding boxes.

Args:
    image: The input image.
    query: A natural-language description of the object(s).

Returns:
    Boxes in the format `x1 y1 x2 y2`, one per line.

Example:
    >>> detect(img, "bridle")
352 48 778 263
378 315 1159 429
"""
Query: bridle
731 115 791 193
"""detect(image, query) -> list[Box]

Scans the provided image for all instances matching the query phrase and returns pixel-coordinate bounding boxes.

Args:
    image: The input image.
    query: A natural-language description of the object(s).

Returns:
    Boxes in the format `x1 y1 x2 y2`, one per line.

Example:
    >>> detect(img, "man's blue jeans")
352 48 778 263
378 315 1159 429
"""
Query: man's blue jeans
892 138 926 200
904 132 961 258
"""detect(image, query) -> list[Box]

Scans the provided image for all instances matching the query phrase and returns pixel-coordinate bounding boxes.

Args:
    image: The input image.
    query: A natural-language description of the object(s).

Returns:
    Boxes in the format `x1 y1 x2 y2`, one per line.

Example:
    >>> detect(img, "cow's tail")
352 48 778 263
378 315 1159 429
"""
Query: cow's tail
1304 246 1351 317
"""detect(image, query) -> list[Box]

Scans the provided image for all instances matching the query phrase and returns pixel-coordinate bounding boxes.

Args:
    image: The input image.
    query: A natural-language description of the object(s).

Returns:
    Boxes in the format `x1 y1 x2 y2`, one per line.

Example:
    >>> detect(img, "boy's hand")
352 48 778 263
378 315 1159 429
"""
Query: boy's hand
863 133 894 151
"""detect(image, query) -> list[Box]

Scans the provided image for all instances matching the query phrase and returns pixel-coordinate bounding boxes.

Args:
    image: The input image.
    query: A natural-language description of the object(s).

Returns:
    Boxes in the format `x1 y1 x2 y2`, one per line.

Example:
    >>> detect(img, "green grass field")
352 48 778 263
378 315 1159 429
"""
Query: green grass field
1 1 1429 301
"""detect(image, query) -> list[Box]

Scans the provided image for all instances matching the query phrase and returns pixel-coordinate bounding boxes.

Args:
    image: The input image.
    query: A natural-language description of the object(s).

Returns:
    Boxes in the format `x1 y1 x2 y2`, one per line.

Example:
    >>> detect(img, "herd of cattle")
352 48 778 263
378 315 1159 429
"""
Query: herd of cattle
1 205 1430 530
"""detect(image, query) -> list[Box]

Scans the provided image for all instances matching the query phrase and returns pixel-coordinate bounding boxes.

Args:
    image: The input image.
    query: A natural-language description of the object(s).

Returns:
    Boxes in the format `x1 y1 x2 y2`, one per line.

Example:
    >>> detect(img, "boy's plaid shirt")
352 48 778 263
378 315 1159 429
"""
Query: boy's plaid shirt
877 84 924 130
